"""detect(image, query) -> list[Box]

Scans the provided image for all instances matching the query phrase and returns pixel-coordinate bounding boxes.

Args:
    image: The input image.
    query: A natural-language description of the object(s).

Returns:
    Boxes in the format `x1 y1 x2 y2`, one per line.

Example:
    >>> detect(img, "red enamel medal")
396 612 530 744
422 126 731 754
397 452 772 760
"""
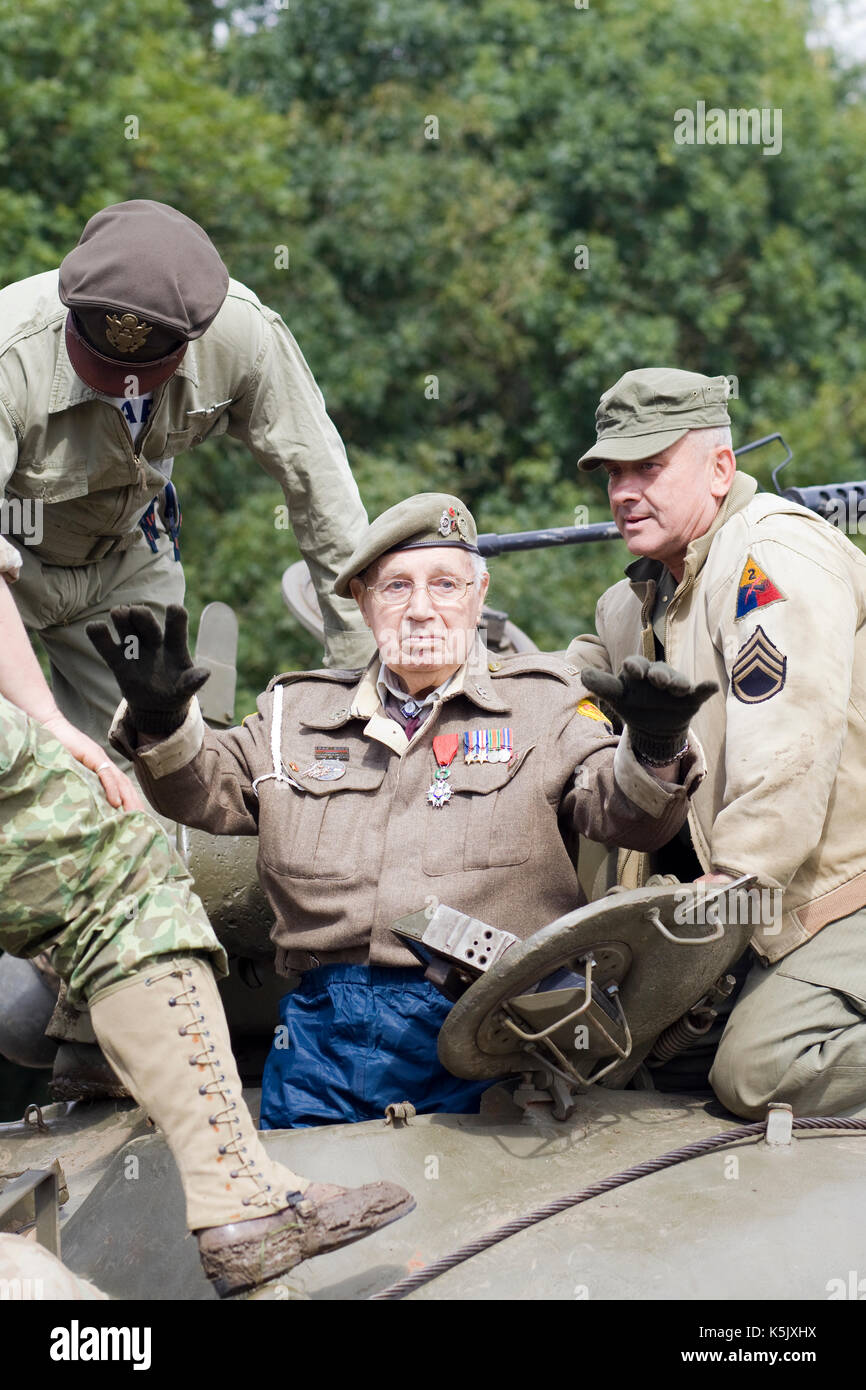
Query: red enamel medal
427 734 459 808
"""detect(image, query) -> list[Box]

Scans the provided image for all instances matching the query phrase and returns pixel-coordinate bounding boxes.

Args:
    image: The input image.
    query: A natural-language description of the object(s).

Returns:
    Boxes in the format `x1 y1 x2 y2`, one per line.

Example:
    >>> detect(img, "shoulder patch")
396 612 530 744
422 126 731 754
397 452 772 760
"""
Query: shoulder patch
735 556 785 621
577 697 613 730
731 625 786 704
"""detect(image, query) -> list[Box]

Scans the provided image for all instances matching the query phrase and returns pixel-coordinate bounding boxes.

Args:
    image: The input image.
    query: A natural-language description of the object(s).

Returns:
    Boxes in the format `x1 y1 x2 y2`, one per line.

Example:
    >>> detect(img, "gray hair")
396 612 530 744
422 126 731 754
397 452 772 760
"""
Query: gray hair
691 424 733 453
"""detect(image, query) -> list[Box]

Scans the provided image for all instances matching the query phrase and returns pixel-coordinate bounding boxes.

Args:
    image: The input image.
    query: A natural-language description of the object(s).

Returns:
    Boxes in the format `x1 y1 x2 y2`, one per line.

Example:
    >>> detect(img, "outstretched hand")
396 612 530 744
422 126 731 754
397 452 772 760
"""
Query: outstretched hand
581 655 717 764
86 604 210 734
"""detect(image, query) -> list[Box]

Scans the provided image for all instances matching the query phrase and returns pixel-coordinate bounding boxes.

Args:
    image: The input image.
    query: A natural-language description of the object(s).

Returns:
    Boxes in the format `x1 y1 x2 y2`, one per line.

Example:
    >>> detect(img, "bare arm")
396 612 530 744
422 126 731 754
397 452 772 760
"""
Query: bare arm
0 572 143 811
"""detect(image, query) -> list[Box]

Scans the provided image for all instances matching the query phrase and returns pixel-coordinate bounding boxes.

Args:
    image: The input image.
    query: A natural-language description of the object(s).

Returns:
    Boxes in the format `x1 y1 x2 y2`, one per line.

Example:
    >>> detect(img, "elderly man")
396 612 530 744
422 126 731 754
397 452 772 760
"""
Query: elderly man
569 367 866 1119
90 492 714 1128
0 531 412 1298
0 199 373 751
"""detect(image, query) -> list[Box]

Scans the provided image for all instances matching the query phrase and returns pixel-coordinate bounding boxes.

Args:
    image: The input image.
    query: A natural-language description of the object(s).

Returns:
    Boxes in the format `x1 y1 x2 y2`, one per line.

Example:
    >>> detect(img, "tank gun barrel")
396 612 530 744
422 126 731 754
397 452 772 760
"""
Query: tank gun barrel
476 522 620 557
476 435 866 555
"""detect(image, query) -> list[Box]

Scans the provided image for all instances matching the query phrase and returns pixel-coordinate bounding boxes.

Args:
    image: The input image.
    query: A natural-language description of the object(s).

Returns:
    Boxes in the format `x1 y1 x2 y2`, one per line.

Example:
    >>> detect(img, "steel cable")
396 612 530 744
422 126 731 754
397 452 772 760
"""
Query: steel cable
369 1116 866 1300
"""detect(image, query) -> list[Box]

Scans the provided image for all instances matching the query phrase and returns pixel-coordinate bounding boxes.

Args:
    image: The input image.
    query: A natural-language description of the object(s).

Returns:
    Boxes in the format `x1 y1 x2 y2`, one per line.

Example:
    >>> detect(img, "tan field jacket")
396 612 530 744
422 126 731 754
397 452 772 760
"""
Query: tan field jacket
0 270 372 666
568 472 866 963
111 644 704 970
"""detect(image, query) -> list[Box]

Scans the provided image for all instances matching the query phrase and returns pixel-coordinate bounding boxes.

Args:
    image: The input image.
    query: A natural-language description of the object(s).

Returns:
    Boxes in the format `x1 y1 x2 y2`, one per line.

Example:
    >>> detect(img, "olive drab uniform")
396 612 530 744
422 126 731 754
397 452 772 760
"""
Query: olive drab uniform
568 471 866 1119
0 536 225 1010
0 269 374 745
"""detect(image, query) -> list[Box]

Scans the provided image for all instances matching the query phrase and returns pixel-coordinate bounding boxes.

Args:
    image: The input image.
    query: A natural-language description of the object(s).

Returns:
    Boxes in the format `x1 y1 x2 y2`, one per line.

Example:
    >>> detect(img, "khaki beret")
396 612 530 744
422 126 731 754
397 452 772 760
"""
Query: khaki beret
578 367 733 469
334 493 478 598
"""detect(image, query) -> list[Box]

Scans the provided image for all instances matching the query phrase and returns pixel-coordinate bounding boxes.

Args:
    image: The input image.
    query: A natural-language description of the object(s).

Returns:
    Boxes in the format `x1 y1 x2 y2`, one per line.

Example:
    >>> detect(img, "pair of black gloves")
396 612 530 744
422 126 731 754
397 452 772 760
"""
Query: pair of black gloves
87 604 717 767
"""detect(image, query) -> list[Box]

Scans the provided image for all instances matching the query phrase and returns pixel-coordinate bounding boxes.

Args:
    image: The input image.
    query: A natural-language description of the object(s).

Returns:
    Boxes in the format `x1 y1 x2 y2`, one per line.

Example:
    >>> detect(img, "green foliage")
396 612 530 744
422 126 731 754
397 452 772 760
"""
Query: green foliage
1 0 865 705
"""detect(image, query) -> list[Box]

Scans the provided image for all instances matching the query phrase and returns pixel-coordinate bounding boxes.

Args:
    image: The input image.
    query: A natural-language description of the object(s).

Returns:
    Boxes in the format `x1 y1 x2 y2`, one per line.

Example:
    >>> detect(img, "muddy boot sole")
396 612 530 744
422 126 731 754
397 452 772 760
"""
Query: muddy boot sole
198 1182 415 1297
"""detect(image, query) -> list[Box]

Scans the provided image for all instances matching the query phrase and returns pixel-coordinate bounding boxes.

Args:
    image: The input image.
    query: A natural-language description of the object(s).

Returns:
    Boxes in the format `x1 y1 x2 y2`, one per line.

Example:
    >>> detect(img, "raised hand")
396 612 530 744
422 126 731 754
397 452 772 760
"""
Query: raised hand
86 604 210 734
581 654 717 765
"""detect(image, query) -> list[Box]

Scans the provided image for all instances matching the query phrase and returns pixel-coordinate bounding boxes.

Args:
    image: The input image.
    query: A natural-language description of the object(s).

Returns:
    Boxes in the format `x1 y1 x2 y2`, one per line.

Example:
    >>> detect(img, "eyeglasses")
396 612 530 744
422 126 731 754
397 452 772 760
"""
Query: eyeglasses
364 576 475 607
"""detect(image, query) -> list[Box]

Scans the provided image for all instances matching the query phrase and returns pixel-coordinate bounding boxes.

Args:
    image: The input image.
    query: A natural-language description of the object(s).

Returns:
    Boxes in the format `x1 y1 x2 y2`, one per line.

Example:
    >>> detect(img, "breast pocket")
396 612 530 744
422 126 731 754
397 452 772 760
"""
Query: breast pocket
422 745 536 877
13 448 89 504
166 401 233 454
258 763 388 880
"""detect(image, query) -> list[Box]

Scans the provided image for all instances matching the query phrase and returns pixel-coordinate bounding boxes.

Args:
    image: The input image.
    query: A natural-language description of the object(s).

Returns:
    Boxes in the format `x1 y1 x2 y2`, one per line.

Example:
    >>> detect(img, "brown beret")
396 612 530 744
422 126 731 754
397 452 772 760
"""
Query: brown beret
334 493 478 597
59 200 229 393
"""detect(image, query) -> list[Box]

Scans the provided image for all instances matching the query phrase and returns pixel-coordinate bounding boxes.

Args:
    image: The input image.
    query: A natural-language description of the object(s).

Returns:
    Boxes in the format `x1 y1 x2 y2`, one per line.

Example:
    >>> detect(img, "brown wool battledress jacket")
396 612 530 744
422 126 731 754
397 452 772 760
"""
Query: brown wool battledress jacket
110 643 705 971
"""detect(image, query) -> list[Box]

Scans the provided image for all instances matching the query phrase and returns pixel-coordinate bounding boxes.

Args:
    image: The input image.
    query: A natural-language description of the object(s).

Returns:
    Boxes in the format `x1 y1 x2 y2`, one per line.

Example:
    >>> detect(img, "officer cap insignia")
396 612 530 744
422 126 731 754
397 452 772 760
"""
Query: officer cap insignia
731 625 786 704
735 555 785 620
105 312 154 354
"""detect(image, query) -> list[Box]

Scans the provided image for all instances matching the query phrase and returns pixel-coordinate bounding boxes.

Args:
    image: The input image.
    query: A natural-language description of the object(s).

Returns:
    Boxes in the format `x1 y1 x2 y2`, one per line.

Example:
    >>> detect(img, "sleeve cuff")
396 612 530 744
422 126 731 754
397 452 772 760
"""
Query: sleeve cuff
613 727 706 814
109 697 205 778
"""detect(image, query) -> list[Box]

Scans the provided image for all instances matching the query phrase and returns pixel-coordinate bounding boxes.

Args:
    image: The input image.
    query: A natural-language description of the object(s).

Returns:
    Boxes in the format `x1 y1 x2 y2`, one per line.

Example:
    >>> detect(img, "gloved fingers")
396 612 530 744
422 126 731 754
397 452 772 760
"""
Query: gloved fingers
645 661 690 695
580 667 624 703
619 654 651 683
85 621 120 666
163 604 192 663
692 679 720 706
105 604 163 652
175 665 211 699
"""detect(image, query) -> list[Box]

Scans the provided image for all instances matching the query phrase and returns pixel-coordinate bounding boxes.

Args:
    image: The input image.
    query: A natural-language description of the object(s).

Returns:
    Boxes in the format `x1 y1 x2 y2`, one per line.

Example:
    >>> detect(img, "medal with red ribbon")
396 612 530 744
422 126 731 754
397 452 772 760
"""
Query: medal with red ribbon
427 733 459 808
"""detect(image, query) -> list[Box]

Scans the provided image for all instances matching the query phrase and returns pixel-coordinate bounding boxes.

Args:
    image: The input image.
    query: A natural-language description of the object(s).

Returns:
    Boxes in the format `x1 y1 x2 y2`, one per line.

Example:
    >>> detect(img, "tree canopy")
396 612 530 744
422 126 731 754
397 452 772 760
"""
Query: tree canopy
1 0 864 711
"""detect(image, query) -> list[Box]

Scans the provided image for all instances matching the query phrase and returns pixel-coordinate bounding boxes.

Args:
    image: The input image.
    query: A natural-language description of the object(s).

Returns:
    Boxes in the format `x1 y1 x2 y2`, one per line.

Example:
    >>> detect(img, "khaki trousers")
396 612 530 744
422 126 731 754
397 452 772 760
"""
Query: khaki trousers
710 906 866 1119
12 526 184 754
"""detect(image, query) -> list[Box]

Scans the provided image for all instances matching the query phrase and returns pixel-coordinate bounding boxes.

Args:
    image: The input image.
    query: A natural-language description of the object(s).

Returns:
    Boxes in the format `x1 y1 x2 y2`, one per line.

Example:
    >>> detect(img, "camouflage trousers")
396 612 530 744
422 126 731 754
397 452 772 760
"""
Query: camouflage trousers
0 692 226 1010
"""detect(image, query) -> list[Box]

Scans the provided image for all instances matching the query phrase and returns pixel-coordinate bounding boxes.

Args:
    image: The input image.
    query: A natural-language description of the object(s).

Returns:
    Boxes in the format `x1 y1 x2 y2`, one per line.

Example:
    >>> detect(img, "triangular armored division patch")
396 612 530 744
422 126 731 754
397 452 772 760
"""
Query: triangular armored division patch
731 625 787 704
735 555 785 620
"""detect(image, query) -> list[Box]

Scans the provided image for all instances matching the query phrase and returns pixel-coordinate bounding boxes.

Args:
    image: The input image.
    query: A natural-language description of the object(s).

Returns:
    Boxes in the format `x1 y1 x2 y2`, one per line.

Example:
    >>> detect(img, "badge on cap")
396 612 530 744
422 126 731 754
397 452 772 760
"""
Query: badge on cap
731 625 786 703
735 556 785 621
105 312 153 354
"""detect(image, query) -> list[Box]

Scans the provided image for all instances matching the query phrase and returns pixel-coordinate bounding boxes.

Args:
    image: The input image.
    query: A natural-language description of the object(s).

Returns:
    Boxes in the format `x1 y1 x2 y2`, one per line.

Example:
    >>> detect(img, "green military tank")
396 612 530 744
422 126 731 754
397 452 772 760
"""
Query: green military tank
2 442 866 1303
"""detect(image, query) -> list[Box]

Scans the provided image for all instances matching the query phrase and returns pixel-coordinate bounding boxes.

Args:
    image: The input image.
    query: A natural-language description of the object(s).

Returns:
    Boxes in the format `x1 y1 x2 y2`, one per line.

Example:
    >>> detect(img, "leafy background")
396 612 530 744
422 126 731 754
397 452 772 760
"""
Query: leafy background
1 0 864 715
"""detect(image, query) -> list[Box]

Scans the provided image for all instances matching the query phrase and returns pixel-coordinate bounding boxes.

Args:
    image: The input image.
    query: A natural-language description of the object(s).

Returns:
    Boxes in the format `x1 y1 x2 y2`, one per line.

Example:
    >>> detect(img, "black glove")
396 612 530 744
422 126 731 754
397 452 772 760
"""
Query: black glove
580 655 717 765
86 604 210 735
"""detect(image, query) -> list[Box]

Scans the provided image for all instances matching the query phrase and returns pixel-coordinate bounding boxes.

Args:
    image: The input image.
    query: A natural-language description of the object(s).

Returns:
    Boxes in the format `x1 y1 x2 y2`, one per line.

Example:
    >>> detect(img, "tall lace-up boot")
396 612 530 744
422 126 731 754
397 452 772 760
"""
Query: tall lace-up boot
90 958 414 1296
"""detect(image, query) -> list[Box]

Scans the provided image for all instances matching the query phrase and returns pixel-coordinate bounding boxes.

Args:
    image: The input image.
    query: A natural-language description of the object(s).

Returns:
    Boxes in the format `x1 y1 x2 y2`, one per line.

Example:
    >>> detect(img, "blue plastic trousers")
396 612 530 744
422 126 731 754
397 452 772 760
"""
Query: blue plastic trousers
260 964 493 1129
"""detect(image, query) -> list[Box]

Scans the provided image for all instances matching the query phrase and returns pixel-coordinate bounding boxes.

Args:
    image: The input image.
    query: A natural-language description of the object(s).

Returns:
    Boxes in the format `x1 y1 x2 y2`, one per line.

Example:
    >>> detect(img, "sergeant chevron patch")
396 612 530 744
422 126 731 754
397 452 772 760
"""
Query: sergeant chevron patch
735 556 785 620
731 625 787 704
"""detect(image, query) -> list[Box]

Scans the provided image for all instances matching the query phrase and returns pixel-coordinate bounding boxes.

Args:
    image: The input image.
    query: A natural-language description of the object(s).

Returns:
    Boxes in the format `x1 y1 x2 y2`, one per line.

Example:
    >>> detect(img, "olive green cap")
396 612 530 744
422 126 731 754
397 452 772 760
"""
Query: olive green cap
334 493 478 597
578 367 733 470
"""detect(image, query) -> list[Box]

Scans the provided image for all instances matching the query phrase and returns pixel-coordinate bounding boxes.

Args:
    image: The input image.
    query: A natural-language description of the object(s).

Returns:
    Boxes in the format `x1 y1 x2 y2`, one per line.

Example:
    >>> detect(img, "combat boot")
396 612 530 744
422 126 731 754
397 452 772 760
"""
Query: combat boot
89 958 414 1296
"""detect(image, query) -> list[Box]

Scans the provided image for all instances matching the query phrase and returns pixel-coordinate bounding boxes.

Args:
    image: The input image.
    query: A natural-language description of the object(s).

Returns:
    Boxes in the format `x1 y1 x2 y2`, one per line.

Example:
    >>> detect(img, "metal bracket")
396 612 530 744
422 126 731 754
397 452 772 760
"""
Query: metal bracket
0 1167 62 1256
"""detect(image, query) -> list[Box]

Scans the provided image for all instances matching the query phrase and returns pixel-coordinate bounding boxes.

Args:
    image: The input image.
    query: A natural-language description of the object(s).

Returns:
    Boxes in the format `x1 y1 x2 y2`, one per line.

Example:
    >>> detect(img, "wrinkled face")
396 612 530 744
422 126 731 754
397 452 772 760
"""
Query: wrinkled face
351 547 489 684
602 431 735 574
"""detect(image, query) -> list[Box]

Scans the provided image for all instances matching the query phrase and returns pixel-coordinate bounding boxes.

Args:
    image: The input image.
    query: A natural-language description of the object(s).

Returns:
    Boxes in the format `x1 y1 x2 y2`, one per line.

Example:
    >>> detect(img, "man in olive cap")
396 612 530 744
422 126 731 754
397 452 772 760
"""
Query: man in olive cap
0 199 373 751
91 491 715 1127
569 367 866 1120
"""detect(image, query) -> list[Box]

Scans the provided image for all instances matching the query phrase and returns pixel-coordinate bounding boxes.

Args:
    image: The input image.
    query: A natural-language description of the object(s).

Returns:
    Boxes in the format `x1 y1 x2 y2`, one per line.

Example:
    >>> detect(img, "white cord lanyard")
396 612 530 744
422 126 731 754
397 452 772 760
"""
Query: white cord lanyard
251 684 303 795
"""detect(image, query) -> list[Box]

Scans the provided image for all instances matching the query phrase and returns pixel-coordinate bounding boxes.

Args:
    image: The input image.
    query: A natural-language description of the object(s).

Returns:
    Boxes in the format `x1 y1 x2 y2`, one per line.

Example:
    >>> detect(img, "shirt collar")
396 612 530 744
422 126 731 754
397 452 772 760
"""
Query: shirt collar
48 321 201 415
375 664 456 715
300 635 510 732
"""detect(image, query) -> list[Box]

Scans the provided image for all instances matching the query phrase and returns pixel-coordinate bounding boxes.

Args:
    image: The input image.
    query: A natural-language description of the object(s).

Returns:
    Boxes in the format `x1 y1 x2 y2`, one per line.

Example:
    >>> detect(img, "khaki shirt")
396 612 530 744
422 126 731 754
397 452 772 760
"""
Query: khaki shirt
568 471 866 963
111 644 704 970
0 271 373 667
